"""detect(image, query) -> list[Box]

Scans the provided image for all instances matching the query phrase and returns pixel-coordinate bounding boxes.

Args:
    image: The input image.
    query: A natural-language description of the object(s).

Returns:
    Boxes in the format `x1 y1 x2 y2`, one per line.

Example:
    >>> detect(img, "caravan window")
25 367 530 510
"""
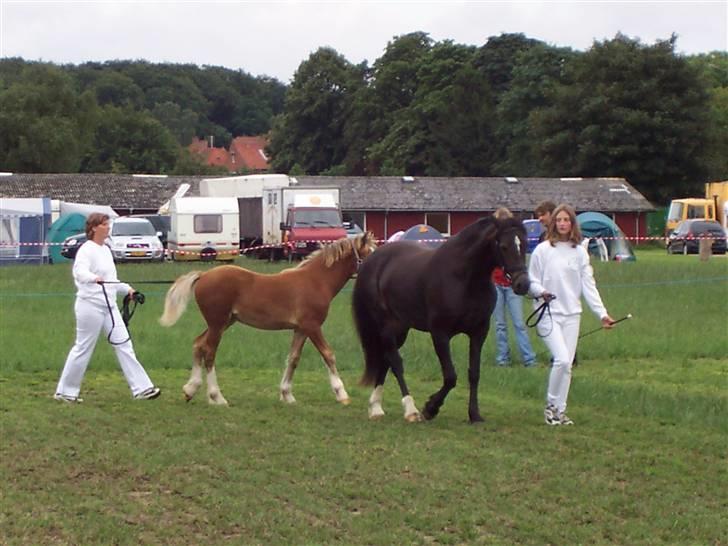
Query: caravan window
194 215 223 234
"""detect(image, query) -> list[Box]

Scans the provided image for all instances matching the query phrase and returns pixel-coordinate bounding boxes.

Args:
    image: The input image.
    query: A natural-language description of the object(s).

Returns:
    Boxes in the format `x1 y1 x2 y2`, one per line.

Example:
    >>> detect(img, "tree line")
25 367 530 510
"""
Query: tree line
0 32 725 203
0 58 286 176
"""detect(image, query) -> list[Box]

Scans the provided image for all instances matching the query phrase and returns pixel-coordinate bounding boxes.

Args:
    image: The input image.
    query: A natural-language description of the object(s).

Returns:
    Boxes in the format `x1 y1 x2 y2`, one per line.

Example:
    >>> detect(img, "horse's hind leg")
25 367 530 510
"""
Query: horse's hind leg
384 335 421 422
308 327 350 405
279 331 307 403
191 326 228 405
183 330 207 401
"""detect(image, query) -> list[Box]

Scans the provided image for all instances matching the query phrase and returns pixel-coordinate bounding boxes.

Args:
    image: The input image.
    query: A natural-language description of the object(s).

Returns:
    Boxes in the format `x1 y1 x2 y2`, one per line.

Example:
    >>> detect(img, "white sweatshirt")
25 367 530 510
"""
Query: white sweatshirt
72 241 131 305
528 240 608 319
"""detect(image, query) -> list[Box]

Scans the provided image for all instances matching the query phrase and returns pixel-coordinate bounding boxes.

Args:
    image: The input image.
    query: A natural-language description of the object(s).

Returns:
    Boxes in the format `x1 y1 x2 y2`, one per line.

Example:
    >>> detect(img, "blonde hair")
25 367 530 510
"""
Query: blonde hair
85 213 110 240
493 207 513 220
546 204 582 247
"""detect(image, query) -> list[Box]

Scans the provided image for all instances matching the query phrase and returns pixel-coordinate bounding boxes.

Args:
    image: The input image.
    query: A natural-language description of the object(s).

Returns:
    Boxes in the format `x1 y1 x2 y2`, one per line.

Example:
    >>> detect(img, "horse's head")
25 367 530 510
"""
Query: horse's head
351 231 377 270
493 218 530 295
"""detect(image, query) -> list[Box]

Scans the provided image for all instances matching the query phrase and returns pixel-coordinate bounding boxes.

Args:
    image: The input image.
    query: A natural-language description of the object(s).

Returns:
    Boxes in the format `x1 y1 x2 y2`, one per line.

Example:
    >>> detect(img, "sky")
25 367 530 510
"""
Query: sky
1 1 726 83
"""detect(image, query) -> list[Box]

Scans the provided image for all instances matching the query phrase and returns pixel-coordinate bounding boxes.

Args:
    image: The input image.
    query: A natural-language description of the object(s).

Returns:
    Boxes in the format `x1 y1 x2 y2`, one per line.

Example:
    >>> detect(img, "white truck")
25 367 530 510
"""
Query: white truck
200 175 346 260
167 197 239 261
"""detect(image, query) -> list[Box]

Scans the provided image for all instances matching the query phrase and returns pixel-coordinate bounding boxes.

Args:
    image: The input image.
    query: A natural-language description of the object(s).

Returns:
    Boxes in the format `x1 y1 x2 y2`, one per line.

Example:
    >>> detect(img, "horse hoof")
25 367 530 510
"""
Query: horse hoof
405 412 423 423
280 393 296 404
339 397 352 406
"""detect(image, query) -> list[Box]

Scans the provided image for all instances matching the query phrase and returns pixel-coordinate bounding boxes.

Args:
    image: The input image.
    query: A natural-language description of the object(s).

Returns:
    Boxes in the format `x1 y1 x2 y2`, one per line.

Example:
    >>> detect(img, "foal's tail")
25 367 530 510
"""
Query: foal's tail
352 280 388 387
159 271 202 327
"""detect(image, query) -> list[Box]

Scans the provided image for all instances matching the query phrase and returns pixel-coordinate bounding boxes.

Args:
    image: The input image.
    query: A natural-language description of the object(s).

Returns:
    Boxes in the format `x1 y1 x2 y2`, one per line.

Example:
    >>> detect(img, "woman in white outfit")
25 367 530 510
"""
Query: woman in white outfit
528 204 614 425
54 213 161 403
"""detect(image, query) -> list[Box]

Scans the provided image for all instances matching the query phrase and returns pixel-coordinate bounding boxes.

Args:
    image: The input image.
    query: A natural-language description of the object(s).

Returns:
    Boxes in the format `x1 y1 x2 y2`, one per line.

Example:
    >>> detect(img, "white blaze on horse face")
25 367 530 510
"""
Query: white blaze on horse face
514 234 521 255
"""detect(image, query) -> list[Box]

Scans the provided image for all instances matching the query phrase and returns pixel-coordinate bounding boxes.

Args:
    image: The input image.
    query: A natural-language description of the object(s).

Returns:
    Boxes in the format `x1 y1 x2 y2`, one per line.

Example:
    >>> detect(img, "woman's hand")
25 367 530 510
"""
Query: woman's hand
601 315 616 329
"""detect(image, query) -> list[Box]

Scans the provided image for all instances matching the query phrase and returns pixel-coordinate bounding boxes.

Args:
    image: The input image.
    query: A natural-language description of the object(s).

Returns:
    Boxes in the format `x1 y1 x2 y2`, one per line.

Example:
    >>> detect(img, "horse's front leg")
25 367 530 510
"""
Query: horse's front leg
279 331 307 403
422 333 457 421
467 330 488 423
308 327 350 405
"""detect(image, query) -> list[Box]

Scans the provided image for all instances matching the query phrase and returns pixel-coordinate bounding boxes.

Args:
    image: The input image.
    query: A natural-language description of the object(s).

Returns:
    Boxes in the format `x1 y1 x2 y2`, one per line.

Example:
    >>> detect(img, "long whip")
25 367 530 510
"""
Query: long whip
579 314 633 339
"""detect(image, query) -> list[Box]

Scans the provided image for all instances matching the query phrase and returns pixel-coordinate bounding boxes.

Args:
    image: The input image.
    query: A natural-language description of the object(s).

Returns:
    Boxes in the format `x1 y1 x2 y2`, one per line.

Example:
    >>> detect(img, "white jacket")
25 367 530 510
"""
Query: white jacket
528 240 608 319
73 241 131 305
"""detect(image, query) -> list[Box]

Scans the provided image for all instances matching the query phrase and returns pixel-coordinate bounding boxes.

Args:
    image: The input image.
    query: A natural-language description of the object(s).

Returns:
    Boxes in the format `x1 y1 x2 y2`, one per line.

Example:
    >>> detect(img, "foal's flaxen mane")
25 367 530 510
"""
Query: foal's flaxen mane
297 237 355 269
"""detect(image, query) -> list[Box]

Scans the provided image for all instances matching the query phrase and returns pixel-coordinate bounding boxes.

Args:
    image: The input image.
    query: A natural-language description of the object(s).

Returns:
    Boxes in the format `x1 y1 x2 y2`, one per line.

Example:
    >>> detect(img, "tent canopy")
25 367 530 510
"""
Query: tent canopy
577 212 635 261
401 224 444 248
48 213 87 264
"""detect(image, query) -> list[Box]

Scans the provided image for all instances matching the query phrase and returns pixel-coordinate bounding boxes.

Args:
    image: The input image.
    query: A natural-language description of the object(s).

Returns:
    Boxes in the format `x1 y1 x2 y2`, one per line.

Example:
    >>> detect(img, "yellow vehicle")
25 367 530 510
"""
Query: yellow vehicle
665 181 728 236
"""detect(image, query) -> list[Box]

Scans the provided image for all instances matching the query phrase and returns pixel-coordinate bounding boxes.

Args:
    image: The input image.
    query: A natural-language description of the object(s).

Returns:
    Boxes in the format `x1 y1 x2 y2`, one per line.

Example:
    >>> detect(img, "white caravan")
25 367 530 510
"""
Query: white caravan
167 197 239 261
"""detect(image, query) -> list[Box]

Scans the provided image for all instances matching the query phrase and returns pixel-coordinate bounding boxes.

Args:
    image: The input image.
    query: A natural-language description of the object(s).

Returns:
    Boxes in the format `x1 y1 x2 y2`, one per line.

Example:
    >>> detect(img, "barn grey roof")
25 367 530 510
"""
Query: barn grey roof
297 176 655 212
0 173 654 213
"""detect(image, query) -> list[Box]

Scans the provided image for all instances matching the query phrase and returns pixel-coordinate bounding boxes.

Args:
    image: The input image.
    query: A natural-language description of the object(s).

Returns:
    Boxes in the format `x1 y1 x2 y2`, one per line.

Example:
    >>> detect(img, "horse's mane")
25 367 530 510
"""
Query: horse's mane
297 237 354 269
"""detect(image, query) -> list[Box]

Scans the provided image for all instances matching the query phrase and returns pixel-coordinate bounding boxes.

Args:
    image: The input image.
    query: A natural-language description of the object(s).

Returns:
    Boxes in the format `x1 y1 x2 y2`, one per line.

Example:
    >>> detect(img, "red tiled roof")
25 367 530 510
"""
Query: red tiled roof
189 136 269 172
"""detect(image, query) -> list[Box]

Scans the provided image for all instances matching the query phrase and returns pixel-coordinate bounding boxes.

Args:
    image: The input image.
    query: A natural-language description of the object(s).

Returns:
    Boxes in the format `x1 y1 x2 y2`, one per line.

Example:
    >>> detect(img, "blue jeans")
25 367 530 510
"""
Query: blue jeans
494 285 536 367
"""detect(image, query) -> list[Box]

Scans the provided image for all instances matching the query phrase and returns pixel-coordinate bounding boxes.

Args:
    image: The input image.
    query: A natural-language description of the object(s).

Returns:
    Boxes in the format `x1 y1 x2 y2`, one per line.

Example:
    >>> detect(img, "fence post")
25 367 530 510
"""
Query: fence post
699 238 711 261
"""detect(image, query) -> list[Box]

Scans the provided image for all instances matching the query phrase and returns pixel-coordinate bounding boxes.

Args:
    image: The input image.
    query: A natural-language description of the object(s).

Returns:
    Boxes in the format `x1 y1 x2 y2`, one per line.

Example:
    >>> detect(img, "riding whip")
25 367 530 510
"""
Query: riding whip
579 314 633 339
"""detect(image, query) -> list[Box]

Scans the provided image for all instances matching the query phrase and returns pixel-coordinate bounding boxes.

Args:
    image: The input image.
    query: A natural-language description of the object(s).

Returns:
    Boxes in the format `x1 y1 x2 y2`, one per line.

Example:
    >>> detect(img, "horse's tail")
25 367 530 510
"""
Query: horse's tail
352 277 387 387
159 271 202 327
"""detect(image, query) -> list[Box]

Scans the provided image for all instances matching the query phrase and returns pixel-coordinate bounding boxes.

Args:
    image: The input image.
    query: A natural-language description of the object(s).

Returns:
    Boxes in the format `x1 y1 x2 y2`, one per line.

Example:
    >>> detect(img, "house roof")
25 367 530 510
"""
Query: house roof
0 174 654 213
296 176 655 213
189 136 269 172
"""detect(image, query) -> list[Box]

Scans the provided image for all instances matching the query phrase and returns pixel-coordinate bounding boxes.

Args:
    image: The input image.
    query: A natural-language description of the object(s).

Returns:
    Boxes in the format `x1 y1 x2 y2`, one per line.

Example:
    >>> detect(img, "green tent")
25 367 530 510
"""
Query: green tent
577 212 636 262
47 213 86 264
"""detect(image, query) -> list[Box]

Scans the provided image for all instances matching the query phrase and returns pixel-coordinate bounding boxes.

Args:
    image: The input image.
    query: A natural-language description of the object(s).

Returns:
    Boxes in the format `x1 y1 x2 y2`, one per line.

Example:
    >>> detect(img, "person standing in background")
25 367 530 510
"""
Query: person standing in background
492 207 537 368
528 204 615 425
534 200 556 243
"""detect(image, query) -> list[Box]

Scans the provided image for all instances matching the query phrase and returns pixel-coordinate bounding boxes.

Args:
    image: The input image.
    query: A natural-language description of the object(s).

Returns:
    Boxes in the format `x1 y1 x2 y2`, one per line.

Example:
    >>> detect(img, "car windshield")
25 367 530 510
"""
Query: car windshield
292 209 342 228
112 221 156 236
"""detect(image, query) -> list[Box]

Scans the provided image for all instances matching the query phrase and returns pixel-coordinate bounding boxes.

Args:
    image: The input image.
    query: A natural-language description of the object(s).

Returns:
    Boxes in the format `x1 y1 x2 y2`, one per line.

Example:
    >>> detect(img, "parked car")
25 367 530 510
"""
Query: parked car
108 217 165 262
667 219 727 255
128 213 171 248
344 221 364 239
60 232 87 260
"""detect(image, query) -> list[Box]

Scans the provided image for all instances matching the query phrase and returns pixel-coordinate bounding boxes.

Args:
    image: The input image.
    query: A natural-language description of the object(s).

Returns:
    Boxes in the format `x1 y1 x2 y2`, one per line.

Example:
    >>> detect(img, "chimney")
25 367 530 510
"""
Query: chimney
208 135 214 148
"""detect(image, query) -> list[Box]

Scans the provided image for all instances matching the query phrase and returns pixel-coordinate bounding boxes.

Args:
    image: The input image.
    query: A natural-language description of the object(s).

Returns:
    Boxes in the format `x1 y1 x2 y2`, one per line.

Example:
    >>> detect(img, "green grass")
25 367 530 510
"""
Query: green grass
1 249 726 545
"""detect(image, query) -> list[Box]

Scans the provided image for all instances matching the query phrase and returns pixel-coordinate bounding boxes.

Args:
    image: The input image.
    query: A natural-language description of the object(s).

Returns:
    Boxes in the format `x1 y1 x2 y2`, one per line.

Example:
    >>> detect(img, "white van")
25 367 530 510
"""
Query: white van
167 197 239 261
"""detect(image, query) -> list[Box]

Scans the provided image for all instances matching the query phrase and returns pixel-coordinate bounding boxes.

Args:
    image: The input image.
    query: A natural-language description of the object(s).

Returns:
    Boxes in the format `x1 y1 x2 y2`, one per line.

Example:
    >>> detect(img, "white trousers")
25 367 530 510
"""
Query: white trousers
537 313 581 413
56 298 154 398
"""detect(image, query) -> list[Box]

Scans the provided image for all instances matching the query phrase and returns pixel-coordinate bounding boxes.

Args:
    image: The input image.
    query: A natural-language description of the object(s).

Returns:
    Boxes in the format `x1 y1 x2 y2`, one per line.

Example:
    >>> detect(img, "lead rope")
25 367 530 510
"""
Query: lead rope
526 295 556 337
98 282 145 345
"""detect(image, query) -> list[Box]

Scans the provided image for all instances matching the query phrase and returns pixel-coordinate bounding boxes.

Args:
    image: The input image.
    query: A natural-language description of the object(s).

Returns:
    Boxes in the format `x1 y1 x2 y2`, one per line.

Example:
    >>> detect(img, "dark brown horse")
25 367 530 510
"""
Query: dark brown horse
352 217 529 423
160 233 377 405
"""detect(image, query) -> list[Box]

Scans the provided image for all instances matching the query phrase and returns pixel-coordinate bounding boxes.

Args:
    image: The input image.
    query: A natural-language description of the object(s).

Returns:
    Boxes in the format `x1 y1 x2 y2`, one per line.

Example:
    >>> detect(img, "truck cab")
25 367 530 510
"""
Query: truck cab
280 195 347 259
665 198 714 237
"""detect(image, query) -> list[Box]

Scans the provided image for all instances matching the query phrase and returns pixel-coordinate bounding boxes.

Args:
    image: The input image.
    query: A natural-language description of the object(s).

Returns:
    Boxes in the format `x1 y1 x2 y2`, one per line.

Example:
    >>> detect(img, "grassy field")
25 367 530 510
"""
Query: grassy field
1 249 726 545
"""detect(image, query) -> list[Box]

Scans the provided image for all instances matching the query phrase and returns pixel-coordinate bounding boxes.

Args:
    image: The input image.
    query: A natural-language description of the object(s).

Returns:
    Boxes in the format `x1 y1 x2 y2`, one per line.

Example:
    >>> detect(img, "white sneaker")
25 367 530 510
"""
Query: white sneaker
134 386 161 400
54 393 83 403
544 404 560 425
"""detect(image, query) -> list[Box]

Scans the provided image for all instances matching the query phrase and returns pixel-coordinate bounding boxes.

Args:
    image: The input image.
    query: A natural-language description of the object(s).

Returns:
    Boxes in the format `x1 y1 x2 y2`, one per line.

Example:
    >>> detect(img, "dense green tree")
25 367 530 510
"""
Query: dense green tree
369 41 494 175
92 71 144 108
81 106 178 173
269 47 364 174
473 33 541 97
688 52 728 182
0 63 97 172
495 43 577 175
151 101 199 146
532 34 711 202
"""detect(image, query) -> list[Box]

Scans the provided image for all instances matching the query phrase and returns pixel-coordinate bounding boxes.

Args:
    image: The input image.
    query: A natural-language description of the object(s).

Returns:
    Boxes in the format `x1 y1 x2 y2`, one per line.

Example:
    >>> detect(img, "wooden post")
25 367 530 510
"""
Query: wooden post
699 238 711 261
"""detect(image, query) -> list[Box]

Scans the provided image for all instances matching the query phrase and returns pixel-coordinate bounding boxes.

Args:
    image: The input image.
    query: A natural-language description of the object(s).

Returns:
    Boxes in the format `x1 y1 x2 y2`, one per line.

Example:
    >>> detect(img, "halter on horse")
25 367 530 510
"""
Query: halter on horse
159 233 377 405
352 217 529 423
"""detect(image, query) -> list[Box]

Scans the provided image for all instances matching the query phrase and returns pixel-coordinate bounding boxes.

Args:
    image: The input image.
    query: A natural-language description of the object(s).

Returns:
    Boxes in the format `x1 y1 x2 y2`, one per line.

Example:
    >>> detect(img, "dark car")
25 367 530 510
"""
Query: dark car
60 232 87 260
128 214 171 248
667 219 727 255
